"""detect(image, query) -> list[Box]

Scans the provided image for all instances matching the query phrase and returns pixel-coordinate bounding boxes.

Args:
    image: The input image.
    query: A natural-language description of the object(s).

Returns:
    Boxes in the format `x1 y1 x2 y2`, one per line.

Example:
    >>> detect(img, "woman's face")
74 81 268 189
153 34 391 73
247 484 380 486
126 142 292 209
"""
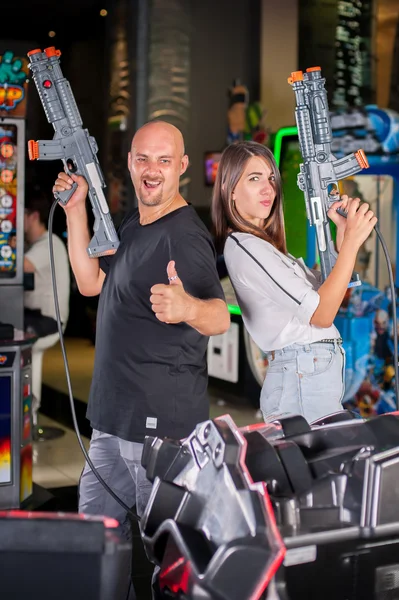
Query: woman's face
232 156 276 227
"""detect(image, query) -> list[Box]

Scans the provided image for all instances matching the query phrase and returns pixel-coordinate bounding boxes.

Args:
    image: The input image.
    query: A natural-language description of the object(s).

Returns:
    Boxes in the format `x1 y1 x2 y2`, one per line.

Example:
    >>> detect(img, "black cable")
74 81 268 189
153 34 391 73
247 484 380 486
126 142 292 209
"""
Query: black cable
48 199 140 523
373 224 399 408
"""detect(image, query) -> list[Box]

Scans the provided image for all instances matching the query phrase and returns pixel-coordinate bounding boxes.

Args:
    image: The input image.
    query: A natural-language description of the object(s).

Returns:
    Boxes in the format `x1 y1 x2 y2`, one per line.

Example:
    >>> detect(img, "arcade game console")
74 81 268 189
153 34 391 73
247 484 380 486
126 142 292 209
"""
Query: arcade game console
141 411 399 600
0 50 35 508
0 511 131 600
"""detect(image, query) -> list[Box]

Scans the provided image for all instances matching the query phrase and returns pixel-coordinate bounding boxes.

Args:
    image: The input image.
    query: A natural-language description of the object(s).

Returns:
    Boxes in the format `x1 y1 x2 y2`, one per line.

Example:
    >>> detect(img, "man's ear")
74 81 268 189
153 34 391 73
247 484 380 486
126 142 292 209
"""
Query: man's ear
180 154 189 175
127 151 131 169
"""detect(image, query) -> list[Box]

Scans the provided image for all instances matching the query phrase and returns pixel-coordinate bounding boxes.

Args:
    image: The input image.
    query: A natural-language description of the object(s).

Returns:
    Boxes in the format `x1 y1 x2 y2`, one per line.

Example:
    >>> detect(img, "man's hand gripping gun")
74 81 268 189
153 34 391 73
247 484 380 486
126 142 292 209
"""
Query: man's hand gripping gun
26 47 119 258
288 67 369 287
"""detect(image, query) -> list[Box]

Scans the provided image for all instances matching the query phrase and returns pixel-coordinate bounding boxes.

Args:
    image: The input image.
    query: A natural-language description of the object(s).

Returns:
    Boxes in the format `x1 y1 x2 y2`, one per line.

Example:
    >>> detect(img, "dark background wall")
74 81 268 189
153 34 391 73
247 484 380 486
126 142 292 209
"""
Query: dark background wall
0 4 108 235
0 0 261 214
298 0 376 109
188 0 261 209
0 28 107 190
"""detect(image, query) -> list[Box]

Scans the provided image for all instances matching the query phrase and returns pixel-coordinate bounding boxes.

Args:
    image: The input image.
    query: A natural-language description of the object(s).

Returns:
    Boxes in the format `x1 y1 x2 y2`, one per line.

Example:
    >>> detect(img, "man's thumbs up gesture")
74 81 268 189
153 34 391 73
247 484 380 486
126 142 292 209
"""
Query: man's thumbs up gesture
150 261 192 324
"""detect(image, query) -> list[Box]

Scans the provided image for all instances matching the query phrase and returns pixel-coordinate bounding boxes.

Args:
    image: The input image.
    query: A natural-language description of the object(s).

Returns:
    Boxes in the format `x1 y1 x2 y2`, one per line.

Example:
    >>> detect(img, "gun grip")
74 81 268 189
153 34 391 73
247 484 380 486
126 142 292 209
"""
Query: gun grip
54 182 78 206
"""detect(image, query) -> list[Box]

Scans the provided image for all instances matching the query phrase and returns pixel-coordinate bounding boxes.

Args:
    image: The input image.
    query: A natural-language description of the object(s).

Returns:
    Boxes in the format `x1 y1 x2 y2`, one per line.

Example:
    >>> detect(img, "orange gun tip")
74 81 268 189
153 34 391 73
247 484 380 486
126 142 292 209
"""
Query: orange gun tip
288 71 304 85
306 66 321 72
27 49 42 57
44 47 61 57
97 249 118 257
355 149 369 170
28 140 39 161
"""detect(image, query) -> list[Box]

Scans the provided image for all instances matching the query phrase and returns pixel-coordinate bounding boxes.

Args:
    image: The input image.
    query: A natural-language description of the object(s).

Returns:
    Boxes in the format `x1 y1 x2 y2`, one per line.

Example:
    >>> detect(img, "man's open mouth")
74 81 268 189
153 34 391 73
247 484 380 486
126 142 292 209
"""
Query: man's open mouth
143 180 162 189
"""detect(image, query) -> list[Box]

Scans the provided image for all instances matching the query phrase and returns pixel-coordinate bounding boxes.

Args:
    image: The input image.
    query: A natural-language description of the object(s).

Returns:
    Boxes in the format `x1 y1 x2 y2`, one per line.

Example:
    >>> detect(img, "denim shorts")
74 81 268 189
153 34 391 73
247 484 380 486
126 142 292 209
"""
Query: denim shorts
260 340 346 425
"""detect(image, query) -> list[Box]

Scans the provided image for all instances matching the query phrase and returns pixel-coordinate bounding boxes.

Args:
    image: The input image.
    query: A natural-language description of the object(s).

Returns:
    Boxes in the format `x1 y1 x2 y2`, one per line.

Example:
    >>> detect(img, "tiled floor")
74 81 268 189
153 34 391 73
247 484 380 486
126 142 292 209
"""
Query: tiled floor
42 338 96 403
33 414 89 490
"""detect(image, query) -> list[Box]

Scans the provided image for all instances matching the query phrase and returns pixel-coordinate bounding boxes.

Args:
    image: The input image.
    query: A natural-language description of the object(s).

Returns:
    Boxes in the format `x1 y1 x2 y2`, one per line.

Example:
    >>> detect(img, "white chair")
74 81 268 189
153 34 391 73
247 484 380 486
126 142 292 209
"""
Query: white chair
31 331 64 440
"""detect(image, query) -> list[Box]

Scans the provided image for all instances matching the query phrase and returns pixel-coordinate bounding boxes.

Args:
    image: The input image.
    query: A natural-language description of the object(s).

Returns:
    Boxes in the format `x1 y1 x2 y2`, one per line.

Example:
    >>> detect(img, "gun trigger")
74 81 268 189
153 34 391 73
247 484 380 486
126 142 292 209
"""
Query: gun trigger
336 207 348 219
54 182 77 206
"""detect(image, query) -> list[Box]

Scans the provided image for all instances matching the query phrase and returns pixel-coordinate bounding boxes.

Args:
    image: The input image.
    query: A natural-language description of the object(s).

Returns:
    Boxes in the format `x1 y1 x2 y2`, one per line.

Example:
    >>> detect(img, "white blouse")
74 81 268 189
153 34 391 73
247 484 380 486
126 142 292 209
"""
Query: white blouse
224 232 340 352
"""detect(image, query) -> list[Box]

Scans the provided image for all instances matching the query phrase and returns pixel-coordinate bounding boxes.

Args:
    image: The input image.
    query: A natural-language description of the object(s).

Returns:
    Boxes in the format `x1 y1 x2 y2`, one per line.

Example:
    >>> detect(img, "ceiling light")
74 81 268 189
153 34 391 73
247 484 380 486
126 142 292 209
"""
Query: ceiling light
100 9 108 16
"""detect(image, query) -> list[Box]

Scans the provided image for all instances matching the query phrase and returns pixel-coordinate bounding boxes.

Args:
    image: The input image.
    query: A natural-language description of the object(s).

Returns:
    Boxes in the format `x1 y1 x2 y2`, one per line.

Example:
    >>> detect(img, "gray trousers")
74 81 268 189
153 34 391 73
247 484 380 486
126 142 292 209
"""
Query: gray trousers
79 429 154 600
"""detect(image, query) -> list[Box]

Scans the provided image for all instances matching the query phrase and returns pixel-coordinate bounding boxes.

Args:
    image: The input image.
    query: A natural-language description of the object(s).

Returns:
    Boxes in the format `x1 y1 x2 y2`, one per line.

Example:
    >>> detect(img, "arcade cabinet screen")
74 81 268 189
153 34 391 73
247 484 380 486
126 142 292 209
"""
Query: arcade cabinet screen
0 375 12 484
278 135 308 259
204 152 222 186
0 124 17 278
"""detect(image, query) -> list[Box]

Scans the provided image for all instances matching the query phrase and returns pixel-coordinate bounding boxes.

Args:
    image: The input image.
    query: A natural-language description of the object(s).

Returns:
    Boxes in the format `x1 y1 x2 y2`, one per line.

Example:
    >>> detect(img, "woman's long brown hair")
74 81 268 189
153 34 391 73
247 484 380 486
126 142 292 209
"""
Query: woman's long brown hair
211 141 287 254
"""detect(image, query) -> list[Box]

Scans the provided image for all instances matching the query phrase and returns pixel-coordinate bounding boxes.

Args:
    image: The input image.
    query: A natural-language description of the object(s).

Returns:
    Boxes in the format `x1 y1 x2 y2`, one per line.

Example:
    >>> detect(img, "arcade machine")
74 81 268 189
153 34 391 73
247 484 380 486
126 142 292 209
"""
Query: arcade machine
0 511 133 600
141 411 399 600
0 49 34 509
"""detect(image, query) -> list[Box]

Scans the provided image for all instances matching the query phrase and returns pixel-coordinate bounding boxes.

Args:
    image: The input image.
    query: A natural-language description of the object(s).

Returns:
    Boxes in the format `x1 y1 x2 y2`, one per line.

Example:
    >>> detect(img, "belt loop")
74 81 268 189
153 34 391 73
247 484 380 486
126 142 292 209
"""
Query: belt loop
304 344 311 353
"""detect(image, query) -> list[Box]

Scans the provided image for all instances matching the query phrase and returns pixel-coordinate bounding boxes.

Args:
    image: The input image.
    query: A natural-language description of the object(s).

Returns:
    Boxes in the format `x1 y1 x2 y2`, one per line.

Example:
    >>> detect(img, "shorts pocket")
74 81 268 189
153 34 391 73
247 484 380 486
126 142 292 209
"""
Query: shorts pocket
260 370 285 420
298 348 335 377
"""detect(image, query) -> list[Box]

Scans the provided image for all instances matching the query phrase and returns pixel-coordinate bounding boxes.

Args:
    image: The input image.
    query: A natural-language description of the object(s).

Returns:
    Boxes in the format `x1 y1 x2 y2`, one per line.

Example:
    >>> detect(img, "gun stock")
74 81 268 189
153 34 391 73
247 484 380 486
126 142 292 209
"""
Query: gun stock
26 47 119 259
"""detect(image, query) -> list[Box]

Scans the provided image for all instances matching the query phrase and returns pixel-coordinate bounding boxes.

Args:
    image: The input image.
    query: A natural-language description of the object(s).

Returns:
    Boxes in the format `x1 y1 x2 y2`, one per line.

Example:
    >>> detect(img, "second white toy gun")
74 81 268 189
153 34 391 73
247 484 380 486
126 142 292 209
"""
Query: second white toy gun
27 46 119 258
288 67 369 287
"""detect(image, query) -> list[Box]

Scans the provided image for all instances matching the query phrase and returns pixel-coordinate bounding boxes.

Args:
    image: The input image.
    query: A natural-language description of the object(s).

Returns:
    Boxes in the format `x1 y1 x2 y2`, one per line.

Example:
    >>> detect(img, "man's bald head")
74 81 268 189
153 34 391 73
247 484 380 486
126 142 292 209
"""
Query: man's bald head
128 120 189 208
132 121 185 157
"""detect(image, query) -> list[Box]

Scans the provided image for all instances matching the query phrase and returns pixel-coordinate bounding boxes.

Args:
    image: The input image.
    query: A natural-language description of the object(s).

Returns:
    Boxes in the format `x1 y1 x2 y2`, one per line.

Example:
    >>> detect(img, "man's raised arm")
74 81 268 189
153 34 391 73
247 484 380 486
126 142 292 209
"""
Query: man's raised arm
53 173 105 297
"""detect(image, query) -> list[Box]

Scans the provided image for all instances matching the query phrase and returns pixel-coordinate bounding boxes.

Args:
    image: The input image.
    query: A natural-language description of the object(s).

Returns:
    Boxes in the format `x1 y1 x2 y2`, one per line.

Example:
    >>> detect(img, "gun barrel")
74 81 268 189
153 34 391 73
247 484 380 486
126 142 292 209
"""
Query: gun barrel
27 49 65 124
296 105 316 160
288 72 316 160
27 47 83 130
304 68 332 146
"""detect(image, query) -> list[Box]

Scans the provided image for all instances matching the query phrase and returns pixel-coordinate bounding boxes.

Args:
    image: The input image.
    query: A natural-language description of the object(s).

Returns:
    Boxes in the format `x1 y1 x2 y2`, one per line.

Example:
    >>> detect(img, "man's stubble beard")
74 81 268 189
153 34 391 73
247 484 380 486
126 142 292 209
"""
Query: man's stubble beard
139 191 163 207
137 179 164 207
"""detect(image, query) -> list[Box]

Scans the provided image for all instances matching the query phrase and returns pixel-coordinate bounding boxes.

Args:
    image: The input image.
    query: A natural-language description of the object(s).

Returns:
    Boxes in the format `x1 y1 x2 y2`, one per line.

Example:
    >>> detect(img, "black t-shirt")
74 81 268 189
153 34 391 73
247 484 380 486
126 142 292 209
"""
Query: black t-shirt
86 205 225 443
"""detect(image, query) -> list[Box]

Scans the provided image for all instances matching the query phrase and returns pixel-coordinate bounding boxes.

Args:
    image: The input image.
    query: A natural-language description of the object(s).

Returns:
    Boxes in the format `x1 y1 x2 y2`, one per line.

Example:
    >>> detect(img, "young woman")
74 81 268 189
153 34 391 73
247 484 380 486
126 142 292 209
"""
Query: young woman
212 141 377 424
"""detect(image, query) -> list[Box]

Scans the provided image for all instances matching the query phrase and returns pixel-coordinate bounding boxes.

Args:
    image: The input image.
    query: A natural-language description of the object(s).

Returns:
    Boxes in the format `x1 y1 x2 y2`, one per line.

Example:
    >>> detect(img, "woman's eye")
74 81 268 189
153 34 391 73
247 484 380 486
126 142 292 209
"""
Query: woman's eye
249 176 259 182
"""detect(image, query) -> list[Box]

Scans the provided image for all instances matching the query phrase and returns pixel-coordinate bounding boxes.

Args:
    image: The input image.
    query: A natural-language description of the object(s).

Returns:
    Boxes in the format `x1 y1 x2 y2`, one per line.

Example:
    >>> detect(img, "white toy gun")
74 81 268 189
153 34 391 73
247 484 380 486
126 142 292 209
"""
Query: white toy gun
288 67 369 287
27 46 119 258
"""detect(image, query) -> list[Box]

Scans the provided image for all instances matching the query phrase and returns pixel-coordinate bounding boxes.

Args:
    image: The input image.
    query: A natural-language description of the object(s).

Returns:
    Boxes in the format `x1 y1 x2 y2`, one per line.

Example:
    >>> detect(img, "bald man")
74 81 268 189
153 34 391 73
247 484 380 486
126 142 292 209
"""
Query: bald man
53 120 229 599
